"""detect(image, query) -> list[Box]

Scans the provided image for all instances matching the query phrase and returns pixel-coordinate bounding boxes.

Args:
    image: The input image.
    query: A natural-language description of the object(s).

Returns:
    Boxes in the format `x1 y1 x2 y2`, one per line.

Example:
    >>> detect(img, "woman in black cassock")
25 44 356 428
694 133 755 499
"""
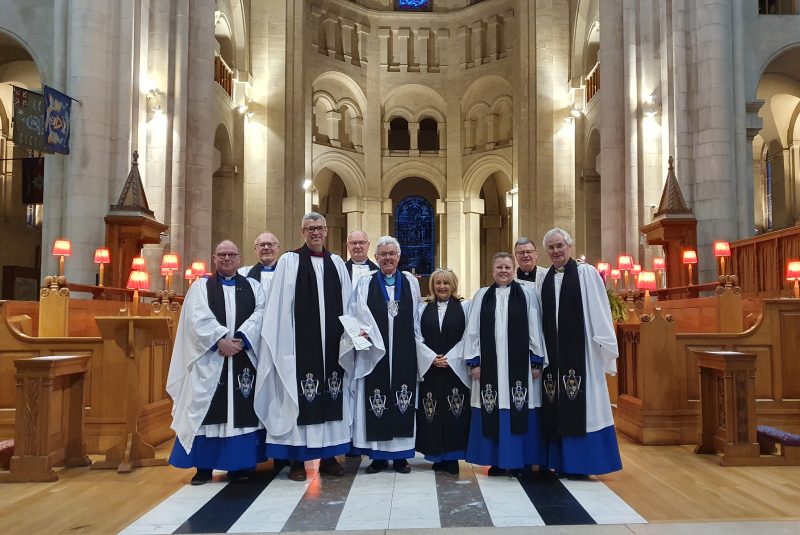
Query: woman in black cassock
415 268 471 474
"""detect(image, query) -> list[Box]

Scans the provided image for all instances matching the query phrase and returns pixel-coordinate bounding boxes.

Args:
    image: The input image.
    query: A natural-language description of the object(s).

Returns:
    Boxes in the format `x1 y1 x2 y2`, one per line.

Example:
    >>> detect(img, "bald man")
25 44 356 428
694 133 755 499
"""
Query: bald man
239 231 281 293
345 230 378 286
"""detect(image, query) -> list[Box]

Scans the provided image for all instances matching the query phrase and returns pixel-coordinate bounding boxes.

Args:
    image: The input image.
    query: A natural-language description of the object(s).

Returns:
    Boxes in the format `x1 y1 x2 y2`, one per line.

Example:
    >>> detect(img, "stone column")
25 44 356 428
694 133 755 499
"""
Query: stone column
357 24 370 65
310 5 324 55
397 28 410 72
599 0 625 261
471 21 484 66
463 198 485 297
327 110 342 147
438 123 447 156
378 27 392 70
323 18 341 60
485 113 497 151
435 28 449 72
342 196 364 236
409 122 420 156
340 18 354 64
382 121 391 155
463 119 475 154
486 16 499 61
415 28 429 72
693 0 737 282
351 116 364 152
458 26 472 69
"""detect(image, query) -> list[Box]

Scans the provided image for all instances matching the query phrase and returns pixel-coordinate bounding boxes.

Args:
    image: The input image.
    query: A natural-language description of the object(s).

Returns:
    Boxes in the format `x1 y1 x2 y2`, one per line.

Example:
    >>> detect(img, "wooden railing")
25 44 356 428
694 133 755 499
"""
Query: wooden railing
585 62 600 104
214 54 233 98
730 222 800 297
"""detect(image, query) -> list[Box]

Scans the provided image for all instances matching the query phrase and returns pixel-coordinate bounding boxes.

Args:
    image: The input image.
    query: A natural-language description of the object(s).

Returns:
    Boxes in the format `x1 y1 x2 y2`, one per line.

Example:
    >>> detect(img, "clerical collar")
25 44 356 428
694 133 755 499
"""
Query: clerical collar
309 249 325 258
217 273 237 286
353 259 366 265
261 264 276 272
555 266 566 273
382 272 397 286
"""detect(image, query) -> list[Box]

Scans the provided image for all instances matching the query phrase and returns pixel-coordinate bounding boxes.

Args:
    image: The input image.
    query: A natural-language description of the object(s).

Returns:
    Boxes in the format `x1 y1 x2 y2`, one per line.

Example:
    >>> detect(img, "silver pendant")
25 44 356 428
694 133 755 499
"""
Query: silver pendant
387 299 399 317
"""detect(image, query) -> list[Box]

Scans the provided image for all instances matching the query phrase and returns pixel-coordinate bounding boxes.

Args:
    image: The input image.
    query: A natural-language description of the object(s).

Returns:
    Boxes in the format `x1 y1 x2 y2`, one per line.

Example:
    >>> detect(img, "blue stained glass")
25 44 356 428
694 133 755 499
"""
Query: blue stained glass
395 196 435 276
397 0 430 10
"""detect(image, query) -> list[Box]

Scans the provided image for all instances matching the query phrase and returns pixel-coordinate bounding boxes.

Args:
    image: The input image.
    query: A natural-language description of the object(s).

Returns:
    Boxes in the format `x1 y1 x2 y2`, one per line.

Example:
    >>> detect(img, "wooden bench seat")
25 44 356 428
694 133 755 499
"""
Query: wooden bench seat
756 426 800 465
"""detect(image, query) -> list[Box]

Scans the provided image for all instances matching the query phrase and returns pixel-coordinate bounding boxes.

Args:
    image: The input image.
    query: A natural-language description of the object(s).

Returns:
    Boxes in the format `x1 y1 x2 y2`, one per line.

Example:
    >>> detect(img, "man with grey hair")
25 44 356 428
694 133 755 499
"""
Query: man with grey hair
168 240 266 485
538 227 621 478
348 236 434 474
238 231 281 292
514 237 548 287
254 212 353 482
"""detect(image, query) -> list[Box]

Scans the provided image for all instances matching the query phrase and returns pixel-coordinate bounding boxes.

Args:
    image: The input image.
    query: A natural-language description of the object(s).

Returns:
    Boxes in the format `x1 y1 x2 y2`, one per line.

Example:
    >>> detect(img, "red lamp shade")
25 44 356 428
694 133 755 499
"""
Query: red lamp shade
637 271 657 291
161 254 180 272
126 270 150 290
632 264 642 275
682 250 698 264
93 248 110 264
618 255 634 271
191 261 206 276
610 269 621 280
652 257 666 270
596 262 610 276
52 239 71 256
787 260 800 281
131 256 146 271
714 241 731 257
184 268 194 280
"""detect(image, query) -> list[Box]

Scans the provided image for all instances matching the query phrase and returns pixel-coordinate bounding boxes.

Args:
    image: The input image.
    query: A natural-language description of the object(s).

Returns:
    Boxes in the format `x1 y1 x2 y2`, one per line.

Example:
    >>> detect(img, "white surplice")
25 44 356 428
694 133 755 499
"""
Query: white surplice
238 265 277 295
253 252 354 449
416 300 472 389
461 283 548 411
546 262 619 432
167 276 265 453
349 272 435 453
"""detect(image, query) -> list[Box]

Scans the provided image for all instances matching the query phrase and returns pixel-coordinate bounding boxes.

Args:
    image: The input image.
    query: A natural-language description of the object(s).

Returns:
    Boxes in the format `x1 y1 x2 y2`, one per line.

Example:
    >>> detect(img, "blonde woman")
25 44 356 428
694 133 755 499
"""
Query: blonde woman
415 269 471 474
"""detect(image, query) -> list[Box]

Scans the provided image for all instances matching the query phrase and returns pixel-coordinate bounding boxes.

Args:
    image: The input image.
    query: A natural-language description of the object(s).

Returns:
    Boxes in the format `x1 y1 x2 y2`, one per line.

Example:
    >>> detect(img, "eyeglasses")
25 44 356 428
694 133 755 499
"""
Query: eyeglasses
377 251 398 259
348 240 368 246
515 249 537 256
215 252 240 259
256 241 279 249
302 225 327 233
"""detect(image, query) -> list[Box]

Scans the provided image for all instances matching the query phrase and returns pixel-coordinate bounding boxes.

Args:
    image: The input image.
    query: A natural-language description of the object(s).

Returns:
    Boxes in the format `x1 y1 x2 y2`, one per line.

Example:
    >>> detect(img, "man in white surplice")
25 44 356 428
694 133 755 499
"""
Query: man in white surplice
238 231 281 293
167 240 266 485
349 236 434 474
254 212 353 482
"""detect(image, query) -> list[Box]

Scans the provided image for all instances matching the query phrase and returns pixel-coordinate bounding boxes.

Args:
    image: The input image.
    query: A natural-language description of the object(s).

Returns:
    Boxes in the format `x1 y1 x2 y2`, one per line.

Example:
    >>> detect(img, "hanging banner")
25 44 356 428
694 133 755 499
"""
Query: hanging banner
11 86 47 153
43 85 72 155
21 157 45 204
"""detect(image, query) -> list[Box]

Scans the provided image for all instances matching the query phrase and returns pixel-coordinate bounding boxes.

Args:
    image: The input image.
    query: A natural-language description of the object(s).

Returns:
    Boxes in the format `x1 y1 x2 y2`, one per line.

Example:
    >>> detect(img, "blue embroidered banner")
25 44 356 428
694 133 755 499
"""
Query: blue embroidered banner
43 85 72 155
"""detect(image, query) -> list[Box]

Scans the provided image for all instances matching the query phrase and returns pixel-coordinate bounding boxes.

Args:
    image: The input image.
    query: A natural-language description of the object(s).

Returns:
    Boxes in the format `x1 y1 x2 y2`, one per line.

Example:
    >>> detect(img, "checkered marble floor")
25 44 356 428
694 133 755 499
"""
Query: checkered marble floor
119 456 645 534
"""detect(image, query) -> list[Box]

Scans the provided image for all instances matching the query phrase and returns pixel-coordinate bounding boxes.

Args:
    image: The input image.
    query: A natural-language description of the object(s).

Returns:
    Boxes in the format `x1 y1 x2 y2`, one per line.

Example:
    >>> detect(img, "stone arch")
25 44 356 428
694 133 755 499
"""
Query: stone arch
751 42 800 98
382 160 446 199
312 150 366 197
383 106 415 123
569 0 600 83
462 154 513 198
414 106 446 124
214 10 235 68
382 83 447 114
312 71 368 114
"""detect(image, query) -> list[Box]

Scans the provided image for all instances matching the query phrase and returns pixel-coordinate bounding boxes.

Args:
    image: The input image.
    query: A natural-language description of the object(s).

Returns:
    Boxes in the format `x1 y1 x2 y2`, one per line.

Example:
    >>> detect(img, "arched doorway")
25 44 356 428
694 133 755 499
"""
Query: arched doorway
753 46 800 232
389 177 439 294
578 128 602 263
478 173 511 287
211 124 242 249
0 32 44 298
314 171 348 258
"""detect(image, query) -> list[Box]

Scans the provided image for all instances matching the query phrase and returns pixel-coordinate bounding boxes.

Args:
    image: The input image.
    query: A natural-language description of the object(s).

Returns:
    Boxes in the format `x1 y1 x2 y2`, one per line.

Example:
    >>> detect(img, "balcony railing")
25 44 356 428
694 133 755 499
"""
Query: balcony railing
585 62 600 104
214 54 233 98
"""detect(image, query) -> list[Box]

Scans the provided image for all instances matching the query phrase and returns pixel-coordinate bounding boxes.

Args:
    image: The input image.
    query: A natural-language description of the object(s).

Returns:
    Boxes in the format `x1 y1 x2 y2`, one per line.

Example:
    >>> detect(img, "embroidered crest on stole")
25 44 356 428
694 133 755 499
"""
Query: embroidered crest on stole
512 380 528 411
395 384 413 414
544 372 557 403
562 369 582 401
238 367 253 399
327 371 341 400
447 387 464 418
369 388 387 418
301 372 320 403
481 383 497 414
423 391 437 423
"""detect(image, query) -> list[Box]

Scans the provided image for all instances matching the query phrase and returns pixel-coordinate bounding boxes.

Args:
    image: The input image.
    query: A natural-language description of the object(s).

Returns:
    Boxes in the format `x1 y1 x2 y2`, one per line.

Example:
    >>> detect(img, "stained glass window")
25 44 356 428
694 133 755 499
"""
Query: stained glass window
396 0 431 11
395 196 435 276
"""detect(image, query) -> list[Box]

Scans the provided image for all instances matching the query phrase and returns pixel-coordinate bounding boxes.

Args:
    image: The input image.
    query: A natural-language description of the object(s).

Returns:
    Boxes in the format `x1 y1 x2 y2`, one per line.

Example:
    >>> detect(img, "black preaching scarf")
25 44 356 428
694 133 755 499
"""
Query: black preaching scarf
478 281 530 439
516 267 537 283
540 258 587 438
416 297 469 456
293 245 345 425
345 258 379 278
364 271 417 441
202 273 259 428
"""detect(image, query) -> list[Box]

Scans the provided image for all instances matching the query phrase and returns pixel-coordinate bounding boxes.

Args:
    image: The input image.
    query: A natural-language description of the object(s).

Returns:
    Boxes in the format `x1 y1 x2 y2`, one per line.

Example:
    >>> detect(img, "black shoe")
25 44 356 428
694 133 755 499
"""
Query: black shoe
431 462 443 471
288 461 307 481
365 459 388 474
487 465 505 477
319 457 345 476
191 468 213 485
393 459 411 474
228 469 253 482
444 460 460 475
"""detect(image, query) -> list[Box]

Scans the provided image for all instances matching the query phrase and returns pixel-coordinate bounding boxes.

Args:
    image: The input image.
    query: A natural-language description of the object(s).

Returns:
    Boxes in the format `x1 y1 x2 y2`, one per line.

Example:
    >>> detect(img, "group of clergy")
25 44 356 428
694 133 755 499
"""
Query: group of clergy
166 212 622 485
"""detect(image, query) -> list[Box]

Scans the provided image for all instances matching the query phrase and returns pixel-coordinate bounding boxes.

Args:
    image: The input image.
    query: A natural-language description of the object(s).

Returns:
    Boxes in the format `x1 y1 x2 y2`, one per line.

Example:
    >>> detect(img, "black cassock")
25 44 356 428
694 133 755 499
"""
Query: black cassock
415 297 470 458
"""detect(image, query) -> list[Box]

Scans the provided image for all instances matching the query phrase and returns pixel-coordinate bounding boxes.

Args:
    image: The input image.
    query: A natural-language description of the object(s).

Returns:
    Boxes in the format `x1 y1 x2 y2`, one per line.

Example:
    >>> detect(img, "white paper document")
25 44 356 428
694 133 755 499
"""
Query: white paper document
338 314 373 350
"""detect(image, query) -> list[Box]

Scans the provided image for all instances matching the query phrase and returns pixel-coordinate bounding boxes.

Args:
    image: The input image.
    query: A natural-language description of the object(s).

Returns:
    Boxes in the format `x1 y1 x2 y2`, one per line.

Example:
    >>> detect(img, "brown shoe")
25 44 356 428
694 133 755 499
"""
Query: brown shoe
319 457 345 476
288 461 307 481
